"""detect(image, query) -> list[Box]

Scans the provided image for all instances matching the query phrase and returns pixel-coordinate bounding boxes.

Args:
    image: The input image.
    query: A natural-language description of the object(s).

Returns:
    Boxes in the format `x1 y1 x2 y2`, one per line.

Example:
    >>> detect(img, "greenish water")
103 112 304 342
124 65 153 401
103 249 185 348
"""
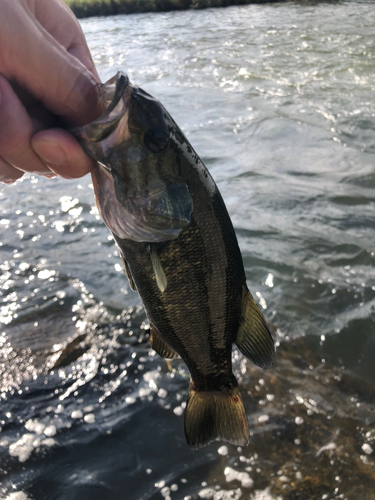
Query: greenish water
0 2 374 499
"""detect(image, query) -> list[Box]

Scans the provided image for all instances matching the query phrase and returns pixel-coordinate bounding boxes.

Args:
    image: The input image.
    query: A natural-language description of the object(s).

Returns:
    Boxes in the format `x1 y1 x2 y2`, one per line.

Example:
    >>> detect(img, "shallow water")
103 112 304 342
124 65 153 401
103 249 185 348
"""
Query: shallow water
1 1 374 499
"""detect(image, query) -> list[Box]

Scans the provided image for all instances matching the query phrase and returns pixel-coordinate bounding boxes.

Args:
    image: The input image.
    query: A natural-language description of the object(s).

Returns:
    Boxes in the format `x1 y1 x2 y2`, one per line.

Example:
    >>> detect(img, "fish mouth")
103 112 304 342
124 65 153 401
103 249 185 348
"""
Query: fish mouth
101 73 129 117
72 73 171 164
71 72 132 146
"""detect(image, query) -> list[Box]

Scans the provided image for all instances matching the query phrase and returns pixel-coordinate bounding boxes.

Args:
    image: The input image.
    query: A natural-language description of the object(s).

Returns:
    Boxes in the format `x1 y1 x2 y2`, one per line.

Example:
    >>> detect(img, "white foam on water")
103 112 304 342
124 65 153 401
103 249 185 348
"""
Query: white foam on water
143 370 161 383
265 273 274 288
139 387 152 398
199 488 244 500
224 467 254 489
24 419 45 435
249 488 275 500
8 424 57 463
214 488 242 500
42 438 56 447
316 442 336 457
44 425 57 437
84 413 96 424
158 388 168 399
217 445 228 456
5 492 30 500
173 406 184 416
155 480 166 488
362 443 373 455
258 415 269 423
9 434 35 462
71 410 83 419
198 488 215 498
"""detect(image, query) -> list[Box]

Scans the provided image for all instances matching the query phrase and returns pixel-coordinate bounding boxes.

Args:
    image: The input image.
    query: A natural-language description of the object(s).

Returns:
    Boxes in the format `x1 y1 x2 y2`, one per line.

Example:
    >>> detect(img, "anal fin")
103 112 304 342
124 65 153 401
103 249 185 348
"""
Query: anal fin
121 255 136 291
235 288 275 369
150 323 178 359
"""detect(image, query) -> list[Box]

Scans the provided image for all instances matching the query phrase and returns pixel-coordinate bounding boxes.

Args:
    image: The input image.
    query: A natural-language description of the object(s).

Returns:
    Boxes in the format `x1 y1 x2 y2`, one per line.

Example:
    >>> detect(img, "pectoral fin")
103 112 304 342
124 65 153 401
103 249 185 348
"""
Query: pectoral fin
121 255 136 291
148 183 193 230
235 289 275 369
150 244 167 293
150 323 178 359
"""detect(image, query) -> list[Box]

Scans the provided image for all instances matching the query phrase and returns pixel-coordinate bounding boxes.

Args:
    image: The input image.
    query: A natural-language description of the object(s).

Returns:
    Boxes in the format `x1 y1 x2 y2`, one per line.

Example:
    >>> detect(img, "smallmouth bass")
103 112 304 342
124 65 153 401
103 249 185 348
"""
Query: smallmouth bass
73 73 275 450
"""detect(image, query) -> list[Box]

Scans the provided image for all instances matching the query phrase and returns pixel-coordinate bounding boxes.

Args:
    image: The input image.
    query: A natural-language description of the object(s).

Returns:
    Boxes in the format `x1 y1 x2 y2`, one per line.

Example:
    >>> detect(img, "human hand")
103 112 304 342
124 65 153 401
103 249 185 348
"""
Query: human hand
0 0 104 184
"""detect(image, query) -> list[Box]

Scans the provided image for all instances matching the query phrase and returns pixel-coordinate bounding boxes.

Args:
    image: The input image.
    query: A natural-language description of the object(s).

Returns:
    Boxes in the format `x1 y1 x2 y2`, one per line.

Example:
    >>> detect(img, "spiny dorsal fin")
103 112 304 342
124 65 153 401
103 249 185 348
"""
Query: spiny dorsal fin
150 244 167 293
235 288 275 369
121 255 136 291
184 381 249 450
150 323 178 359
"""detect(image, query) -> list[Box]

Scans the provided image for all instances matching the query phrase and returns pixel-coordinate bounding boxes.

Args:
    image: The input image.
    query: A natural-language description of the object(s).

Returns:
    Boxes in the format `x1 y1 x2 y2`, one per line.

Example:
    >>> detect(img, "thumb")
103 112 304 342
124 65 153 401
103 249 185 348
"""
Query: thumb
1 3 104 126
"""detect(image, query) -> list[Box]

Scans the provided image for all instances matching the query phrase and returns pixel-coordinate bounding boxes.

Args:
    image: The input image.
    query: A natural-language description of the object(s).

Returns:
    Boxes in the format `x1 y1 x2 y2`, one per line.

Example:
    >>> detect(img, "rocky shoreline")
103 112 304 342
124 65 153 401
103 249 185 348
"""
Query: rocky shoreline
63 0 285 19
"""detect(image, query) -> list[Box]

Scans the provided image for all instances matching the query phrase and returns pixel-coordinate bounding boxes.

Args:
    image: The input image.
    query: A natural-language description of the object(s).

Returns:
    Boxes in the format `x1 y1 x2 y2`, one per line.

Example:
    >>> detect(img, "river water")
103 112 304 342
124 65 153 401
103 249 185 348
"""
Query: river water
1 2 374 499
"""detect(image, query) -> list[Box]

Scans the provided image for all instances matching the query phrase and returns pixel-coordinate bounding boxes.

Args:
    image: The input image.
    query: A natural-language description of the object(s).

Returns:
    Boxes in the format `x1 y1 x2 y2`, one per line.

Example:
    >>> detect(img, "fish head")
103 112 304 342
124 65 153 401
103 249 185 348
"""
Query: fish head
72 72 193 242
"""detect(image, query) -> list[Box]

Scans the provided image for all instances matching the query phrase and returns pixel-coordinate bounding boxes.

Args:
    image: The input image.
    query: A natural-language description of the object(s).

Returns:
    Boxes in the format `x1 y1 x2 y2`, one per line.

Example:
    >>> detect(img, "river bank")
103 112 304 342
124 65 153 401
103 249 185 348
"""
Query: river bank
63 0 285 18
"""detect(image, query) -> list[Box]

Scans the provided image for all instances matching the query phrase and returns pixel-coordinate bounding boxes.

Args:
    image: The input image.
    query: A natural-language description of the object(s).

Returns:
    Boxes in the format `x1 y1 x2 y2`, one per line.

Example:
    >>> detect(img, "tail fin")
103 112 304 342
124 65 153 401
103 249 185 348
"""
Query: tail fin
184 382 249 450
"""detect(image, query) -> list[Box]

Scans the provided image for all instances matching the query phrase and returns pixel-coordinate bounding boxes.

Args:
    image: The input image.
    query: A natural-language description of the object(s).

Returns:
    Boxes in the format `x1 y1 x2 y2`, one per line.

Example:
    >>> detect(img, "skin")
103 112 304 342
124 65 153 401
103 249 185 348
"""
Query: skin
0 0 104 184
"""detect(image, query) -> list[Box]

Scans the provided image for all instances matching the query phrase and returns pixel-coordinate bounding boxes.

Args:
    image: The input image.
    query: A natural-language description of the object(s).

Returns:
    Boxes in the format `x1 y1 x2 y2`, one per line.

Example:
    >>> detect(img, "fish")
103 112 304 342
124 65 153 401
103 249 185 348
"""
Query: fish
72 72 275 450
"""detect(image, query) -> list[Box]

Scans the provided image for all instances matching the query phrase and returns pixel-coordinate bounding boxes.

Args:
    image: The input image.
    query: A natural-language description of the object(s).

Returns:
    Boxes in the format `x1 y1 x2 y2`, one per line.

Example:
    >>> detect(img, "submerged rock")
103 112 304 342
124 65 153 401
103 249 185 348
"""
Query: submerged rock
234 335 375 500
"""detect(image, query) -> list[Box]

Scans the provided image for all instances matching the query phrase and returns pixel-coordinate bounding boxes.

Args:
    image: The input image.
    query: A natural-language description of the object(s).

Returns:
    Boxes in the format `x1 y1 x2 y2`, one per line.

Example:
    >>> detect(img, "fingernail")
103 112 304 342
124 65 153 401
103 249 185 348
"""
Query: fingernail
32 140 67 167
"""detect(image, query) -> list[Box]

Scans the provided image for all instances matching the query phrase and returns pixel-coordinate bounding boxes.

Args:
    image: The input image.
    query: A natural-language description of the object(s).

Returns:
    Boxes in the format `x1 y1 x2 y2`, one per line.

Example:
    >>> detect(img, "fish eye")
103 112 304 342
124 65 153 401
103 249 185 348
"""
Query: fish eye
144 129 169 153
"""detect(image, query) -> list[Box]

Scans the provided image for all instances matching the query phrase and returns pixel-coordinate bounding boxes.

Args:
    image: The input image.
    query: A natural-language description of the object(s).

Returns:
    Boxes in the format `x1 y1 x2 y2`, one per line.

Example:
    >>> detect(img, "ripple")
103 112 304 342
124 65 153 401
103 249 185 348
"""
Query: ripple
1 2 375 498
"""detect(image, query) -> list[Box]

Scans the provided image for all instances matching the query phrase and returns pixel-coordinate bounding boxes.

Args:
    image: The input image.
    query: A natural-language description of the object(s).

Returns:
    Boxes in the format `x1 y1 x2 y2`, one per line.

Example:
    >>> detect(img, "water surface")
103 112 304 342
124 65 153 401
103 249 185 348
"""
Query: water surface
0 2 374 499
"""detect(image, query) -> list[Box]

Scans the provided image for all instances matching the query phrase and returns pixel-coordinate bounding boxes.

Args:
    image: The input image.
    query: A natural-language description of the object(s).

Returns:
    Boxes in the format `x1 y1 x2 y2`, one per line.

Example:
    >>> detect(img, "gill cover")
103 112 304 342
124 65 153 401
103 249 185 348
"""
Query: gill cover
72 72 193 243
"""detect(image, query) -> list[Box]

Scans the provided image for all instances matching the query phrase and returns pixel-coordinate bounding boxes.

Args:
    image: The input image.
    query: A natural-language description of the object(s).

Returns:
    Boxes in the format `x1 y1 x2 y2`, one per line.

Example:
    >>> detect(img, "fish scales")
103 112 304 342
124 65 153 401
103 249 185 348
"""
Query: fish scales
73 72 275 450
115 157 245 383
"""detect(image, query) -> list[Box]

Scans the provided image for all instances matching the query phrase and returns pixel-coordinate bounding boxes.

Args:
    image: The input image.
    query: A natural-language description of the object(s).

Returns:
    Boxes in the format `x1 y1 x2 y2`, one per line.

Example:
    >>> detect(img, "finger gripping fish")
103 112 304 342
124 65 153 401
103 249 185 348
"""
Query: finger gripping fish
72 73 275 450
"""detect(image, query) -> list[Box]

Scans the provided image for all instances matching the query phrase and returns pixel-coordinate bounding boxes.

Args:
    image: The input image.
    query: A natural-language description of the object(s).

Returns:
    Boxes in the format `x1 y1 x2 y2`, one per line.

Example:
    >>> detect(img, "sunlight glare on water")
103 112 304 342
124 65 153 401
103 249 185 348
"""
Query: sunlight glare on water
0 2 374 499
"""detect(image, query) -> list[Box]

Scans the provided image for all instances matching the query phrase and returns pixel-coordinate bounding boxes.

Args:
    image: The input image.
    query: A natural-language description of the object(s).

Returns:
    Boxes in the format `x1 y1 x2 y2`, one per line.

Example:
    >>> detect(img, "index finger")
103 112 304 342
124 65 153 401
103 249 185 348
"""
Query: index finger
34 0 100 81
